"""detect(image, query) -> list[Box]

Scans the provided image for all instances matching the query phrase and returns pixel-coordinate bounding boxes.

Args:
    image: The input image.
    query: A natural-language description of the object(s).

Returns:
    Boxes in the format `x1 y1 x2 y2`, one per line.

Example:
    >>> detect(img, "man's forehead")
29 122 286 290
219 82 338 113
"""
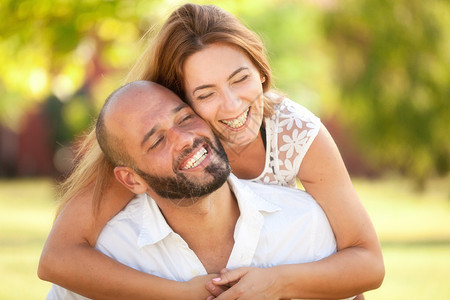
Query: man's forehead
111 84 182 114
106 84 190 138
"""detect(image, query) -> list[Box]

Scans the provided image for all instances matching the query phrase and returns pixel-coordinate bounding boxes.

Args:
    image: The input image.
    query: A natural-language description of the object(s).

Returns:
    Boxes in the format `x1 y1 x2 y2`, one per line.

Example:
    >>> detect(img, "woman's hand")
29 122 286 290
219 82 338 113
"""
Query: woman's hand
206 267 283 300
184 273 228 299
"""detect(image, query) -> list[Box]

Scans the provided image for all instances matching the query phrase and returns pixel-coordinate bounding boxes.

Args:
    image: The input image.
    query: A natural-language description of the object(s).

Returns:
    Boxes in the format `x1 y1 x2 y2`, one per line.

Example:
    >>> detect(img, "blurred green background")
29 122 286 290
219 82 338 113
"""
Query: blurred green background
0 0 449 299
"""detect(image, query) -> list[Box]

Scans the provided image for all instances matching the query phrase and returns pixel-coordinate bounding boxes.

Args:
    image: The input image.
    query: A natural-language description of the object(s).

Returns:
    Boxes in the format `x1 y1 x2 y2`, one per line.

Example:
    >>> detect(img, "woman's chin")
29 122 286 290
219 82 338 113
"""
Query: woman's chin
221 132 259 150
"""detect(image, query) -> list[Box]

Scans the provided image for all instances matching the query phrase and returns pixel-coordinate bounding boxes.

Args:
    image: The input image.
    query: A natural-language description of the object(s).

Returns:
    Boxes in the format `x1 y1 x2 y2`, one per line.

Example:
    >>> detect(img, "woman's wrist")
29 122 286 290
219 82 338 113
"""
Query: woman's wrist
271 265 298 299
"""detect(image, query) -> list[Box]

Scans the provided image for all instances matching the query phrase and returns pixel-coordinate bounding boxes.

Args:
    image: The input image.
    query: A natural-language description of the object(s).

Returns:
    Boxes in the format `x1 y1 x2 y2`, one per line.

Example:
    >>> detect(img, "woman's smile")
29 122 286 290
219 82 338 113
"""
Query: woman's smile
220 106 250 130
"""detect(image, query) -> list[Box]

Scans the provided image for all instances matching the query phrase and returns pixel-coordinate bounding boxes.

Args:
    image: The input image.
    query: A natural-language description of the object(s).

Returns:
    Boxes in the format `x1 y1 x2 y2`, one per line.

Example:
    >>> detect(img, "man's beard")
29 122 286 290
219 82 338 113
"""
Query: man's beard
135 135 230 206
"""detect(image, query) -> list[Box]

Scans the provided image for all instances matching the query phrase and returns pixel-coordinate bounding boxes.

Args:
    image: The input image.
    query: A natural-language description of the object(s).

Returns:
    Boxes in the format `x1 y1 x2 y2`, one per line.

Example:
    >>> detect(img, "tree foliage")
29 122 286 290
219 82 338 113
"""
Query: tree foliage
0 0 448 185
0 0 163 132
322 0 450 186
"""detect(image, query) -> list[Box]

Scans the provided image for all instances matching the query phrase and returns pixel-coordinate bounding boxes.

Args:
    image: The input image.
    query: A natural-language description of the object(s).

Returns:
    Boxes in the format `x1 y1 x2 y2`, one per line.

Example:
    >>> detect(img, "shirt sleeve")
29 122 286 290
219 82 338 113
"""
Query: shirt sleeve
268 98 321 186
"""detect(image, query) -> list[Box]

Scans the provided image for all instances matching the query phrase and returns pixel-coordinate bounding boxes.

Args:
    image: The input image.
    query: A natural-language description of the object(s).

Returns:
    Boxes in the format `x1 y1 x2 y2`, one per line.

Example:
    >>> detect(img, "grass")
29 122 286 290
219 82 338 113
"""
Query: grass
354 176 450 299
0 176 449 299
0 179 55 300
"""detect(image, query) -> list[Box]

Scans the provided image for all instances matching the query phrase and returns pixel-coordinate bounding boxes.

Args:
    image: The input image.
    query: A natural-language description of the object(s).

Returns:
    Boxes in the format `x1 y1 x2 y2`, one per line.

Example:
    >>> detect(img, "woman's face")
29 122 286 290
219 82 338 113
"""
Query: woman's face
183 43 265 148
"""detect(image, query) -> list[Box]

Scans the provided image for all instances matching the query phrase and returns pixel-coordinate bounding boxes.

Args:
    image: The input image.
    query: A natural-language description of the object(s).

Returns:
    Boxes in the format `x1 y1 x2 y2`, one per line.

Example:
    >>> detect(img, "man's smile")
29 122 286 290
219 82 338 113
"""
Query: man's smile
180 146 209 170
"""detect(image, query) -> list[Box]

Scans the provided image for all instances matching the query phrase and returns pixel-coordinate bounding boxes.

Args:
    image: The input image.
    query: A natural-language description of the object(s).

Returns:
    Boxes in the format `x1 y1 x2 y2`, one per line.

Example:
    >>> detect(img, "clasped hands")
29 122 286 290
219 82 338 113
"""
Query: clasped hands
203 267 283 300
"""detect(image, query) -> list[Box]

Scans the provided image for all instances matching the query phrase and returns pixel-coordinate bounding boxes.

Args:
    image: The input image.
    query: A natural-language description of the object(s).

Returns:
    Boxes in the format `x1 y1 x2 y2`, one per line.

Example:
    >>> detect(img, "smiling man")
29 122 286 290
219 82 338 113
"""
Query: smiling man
46 81 352 300
96 81 231 207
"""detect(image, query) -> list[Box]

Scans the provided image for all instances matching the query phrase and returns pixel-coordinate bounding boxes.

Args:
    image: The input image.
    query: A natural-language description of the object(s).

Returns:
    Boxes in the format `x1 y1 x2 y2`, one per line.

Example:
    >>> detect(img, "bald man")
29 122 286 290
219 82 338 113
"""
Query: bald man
47 81 352 300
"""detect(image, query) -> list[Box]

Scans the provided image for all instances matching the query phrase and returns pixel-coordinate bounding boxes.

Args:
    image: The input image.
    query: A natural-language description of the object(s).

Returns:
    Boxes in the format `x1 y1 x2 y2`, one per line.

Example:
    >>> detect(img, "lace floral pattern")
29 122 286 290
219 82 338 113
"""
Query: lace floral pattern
250 98 320 188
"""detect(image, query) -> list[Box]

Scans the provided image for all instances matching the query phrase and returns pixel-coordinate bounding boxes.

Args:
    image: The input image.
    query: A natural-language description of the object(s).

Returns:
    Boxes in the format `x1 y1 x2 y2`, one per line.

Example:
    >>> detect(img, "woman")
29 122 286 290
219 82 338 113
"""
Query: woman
38 3 384 299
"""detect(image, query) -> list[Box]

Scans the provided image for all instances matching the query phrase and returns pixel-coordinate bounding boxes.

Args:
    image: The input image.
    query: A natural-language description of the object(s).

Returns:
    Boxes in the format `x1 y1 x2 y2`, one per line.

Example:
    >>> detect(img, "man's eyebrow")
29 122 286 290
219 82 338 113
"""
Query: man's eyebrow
172 103 188 114
192 67 248 95
141 126 158 148
140 103 188 148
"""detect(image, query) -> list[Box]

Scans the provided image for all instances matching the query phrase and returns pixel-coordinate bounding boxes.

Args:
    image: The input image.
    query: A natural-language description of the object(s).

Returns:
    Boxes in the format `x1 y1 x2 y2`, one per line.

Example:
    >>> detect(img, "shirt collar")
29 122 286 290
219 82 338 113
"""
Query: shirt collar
136 193 173 248
227 174 281 215
136 174 281 248
225 174 281 268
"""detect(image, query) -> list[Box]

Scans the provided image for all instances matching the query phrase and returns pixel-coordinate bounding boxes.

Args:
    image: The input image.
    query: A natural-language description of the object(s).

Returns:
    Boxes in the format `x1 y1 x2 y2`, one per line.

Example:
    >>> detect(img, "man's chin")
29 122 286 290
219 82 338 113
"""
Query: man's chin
149 175 221 200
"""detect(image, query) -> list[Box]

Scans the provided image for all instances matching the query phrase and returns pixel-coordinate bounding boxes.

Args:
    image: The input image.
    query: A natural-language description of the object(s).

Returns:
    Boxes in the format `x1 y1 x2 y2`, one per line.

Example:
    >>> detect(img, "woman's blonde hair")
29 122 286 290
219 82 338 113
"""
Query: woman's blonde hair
127 3 281 117
55 128 113 218
57 3 282 216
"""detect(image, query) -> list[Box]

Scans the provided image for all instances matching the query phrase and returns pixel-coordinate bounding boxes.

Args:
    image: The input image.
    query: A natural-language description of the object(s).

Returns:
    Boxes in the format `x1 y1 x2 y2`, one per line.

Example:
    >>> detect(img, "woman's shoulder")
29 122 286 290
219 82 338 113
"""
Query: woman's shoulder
265 93 321 130
276 97 318 121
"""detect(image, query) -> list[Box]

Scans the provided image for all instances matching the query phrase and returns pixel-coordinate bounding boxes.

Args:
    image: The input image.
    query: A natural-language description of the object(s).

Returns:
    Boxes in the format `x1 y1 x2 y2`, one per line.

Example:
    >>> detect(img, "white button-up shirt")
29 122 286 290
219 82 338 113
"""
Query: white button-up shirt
48 174 351 299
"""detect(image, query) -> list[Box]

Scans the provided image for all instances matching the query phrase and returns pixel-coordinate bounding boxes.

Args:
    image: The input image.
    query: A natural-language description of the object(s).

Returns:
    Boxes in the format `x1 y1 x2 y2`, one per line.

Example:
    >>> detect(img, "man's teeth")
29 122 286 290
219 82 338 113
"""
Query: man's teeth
182 147 208 170
220 107 249 129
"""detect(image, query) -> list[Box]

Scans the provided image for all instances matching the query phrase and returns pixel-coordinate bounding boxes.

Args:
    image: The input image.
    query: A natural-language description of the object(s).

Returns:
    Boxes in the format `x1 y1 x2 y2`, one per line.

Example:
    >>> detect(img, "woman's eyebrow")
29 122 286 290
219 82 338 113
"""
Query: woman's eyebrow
192 67 249 95
192 84 214 95
227 67 248 80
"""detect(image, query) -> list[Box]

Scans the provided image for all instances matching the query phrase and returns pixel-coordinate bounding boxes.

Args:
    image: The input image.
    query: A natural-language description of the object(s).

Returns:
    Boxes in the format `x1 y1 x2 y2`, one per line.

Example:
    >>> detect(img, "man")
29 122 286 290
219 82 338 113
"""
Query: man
47 81 345 299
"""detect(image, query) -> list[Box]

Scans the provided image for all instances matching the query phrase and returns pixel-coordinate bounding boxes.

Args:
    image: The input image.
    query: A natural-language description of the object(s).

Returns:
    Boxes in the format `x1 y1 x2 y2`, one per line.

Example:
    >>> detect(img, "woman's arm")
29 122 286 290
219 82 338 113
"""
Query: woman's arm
208 124 384 299
293 124 385 295
38 179 217 300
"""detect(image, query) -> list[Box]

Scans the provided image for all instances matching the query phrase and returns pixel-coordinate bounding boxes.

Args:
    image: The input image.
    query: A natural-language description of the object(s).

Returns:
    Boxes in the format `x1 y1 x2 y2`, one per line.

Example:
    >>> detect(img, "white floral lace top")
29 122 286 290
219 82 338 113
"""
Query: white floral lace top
250 97 321 188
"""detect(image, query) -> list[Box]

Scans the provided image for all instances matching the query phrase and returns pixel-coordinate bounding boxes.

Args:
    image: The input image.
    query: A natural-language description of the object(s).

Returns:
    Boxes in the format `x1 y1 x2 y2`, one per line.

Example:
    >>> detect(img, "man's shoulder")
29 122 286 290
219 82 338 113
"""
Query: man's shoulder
97 193 149 242
106 193 147 224
229 174 337 266
97 193 173 250
229 175 318 210
233 175 310 196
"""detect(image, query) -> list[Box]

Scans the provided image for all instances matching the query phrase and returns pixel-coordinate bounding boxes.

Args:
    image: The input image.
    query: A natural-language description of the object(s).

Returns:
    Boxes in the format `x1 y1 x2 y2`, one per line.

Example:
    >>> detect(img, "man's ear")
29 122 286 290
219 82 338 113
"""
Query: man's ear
114 166 148 194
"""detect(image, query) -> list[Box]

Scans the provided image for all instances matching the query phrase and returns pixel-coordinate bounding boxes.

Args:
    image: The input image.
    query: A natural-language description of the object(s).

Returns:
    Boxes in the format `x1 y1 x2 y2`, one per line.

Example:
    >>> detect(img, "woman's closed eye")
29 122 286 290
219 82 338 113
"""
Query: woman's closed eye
197 92 214 100
195 76 248 100
233 75 248 84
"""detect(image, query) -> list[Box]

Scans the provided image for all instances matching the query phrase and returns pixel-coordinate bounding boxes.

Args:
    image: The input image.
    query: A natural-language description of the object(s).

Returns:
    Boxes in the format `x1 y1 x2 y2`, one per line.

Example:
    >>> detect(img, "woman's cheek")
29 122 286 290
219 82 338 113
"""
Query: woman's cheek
196 103 218 124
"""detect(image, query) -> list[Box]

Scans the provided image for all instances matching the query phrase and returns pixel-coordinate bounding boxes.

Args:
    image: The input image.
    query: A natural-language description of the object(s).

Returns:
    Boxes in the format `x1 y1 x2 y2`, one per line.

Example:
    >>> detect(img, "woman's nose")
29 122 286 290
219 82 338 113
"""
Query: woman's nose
220 89 242 113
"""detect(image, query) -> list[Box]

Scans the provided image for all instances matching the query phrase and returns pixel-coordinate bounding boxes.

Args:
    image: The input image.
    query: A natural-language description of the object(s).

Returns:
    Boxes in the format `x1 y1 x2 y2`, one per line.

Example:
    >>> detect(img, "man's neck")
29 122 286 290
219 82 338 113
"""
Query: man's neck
150 180 240 273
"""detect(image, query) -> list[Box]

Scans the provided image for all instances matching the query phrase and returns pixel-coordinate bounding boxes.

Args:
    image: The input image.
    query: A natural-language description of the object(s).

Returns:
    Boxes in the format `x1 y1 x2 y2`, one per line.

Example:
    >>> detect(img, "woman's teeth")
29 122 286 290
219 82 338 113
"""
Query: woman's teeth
182 147 208 170
220 107 249 129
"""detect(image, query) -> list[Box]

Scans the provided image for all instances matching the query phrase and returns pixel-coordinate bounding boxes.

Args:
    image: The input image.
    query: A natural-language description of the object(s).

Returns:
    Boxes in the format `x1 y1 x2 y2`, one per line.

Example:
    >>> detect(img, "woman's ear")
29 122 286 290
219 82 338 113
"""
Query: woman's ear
114 166 148 194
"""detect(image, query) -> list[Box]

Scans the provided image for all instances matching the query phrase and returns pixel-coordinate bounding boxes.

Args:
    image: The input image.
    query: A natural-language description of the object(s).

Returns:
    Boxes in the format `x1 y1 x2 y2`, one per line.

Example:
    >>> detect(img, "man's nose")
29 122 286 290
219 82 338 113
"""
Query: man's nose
167 127 195 152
